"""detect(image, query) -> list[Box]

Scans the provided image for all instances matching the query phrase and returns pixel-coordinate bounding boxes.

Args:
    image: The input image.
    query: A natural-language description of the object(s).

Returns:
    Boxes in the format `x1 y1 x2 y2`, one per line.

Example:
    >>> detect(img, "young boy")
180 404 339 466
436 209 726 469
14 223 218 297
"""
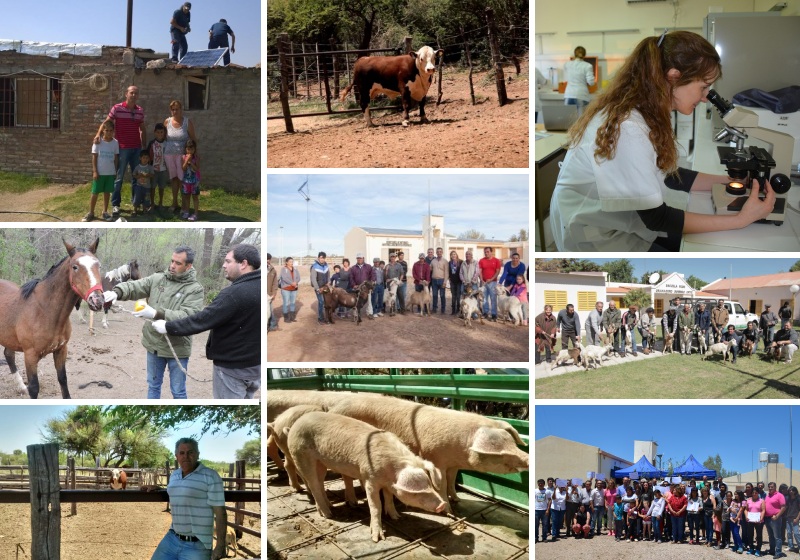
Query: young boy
84 121 119 221
131 150 154 215
147 123 169 211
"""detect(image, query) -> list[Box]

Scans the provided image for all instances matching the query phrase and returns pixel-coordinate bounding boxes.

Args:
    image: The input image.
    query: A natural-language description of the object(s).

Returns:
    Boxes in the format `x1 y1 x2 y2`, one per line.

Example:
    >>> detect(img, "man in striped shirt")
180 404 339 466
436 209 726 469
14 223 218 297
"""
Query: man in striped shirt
151 438 226 559
95 85 146 217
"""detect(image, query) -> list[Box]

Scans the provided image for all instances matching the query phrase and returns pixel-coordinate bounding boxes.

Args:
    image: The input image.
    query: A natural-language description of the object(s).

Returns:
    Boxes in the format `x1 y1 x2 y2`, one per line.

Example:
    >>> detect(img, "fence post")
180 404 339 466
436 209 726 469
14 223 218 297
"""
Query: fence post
289 41 297 98
278 33 295 133
330 37 340 99
322 51 332 113
68 456 77 516
302 43 310 99
485 7 508 106
436 46 443 106
227 463 235 491
345 42 351 78
27 443 60 560
404 36 413 54
316 43 322 98
462 27 476 105
235 460 246 540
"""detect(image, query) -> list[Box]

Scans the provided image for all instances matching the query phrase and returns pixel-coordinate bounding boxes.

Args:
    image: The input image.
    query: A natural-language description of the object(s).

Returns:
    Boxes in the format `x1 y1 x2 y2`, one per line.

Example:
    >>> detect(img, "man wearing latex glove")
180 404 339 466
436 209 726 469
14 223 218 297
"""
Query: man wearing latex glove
151 244 261 399
108 245 204 399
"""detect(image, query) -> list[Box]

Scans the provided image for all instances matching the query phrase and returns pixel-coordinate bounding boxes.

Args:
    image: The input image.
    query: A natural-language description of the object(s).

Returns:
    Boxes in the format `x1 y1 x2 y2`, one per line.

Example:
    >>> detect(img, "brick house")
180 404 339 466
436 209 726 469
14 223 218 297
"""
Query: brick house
0 43 259 191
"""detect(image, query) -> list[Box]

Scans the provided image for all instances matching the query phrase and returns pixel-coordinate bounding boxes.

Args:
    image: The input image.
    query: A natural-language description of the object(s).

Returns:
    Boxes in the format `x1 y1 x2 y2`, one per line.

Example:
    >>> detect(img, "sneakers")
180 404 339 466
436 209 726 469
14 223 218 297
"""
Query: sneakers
181 212 190 220
81 212 95 222
102 212 112 221
188 214 197 221
112 206 120 215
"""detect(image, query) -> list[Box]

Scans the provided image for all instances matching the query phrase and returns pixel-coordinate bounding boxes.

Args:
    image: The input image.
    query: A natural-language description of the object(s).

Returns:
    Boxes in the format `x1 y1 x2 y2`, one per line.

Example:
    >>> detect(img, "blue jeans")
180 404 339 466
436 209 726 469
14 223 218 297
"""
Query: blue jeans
151 529 210 560
146 351 188 399
592 506 605 534
551 509 565 538
767 516 783 555
171 29 189 61
208 36 231 65
269 303 278 329
132 181 149 207
764 327 776 349
626 327 637 354
371 284 384 315
281 288 297 314
315 290 326 321
398 282 407 310
787 520 800 549
732 522 744 549
653 515 662 541
535 509 547 541
113 148 140 208
705 514 715 544
483 280 497 317
671 515 685 542
431 278 445 312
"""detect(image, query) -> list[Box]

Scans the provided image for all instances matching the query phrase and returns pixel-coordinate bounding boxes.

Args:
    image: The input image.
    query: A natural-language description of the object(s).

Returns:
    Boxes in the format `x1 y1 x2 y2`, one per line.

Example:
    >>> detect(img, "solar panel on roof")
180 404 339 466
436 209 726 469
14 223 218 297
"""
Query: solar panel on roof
178 49 227 67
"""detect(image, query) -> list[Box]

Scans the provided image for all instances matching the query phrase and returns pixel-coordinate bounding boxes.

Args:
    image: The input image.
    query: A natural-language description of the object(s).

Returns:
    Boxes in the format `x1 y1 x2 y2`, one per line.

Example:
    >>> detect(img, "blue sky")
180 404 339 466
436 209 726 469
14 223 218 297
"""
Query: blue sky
2 1 261 67
536 405 799 476
589 258 800 286
266 174 530 257
0 406 257 463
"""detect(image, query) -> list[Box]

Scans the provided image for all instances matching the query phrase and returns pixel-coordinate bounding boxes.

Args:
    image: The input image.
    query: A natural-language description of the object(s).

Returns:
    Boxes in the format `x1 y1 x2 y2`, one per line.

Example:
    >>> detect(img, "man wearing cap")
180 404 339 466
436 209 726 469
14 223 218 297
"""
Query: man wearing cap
761 303 779 352
371 257 385 318
412 252 431 292
170 3 193 63
208 18 235 66
384 253 403 313
429 247 448 314
711 299 729 344
309 251 331 325
695 302 711 349
396 251 408 313
349 253 374 317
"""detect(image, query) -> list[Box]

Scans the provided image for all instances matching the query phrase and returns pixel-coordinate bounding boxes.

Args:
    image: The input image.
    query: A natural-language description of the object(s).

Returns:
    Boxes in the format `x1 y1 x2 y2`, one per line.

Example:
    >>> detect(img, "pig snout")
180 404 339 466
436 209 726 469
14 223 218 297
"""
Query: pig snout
394 466 447 513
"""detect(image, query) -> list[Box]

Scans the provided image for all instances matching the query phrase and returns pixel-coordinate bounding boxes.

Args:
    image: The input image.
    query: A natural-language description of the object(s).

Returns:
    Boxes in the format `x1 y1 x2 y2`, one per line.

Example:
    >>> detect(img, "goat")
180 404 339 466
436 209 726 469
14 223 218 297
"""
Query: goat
703 340 734 362
110 468 127 490
385 278 401 316
495 284 523 326
320 282 373 325
407 280 432 316
582 343 614 369
696 327 708 356
680 326 693 355
460 290 484 328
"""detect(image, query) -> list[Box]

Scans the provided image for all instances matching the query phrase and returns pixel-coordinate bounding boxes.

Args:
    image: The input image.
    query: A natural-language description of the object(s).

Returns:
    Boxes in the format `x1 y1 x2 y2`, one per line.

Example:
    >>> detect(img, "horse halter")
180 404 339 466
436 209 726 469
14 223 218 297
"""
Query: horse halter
69 259 104 302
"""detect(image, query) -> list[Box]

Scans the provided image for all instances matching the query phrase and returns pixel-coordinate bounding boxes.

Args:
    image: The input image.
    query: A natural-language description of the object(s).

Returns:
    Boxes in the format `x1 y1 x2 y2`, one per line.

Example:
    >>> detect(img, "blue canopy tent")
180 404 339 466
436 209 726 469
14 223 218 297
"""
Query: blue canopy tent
614 455 667 479
673 454 717 479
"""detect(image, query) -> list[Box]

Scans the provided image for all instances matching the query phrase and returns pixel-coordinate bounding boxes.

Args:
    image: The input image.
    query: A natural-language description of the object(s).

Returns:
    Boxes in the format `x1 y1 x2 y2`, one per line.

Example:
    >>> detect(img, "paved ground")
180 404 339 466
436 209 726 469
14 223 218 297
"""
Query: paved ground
535 347 666 379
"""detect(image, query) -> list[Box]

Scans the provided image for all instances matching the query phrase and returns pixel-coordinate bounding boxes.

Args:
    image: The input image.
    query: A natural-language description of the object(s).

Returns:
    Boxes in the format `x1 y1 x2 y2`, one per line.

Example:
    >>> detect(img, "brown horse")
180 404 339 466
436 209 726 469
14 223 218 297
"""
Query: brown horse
0 238 105 398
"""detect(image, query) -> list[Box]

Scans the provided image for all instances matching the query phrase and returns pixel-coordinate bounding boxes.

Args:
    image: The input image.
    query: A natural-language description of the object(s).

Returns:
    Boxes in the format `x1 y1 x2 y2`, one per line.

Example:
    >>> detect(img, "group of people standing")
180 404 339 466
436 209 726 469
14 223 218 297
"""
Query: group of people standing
536 475 800 558
266 247 528 328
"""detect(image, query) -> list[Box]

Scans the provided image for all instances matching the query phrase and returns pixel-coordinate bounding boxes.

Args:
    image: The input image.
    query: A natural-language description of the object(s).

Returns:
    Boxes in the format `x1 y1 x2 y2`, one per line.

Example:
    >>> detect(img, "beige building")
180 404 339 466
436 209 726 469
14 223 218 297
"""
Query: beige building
723 463 800 491
536 435 633 481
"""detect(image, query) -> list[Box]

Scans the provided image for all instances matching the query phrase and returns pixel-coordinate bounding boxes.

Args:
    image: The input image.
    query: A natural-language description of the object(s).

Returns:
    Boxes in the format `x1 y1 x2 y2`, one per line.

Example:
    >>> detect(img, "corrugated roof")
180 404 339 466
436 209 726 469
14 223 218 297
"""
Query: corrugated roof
360 227 422 235
703 271 800 291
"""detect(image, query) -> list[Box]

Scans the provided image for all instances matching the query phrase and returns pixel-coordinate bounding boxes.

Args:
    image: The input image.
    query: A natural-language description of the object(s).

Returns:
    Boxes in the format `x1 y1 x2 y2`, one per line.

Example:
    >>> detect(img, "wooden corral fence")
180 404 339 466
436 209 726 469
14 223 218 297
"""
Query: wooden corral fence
267 8 528 132
0 445 261 560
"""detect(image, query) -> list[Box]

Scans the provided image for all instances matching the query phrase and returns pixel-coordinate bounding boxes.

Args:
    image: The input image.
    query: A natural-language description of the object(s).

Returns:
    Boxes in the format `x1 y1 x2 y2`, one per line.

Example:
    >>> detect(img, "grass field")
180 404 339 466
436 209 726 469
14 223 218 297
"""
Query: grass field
536 345 800 400
0 170 51 193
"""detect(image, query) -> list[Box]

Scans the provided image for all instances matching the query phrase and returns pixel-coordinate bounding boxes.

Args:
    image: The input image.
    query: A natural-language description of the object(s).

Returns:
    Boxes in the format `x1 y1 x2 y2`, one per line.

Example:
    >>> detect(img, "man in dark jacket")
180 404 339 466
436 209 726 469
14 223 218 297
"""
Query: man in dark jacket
153 244 261 398
309 251 331 325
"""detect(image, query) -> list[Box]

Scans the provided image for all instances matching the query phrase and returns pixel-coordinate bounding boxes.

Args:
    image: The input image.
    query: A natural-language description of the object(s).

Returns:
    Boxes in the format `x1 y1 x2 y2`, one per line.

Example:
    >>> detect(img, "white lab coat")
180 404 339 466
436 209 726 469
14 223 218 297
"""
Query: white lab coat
563 58 595 102
534 67 548 113
550 110 688 251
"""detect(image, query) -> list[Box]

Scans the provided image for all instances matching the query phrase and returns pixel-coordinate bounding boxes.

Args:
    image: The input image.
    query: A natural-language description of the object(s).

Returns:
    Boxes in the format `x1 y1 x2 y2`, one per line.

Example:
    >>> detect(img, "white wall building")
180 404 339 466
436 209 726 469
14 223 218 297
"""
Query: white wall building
533 271 607 316
536 435 633 481
703 272 800 319
634 440 659 466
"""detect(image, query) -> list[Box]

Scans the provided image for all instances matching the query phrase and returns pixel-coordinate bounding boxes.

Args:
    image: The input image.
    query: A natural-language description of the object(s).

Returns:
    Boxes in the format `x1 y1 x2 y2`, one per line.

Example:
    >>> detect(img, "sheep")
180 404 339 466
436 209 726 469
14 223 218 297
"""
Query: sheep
582 343 614 369
696 327 708 355
460 290 484 328
703 340 734 362
407 280 432 316
494 284 522 326
680 326 693 355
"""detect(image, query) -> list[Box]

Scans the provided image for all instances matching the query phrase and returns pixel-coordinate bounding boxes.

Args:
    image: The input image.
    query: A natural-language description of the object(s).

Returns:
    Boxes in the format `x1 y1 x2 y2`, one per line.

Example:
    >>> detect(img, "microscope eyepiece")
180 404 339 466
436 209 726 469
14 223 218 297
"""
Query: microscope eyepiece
707 89 733 117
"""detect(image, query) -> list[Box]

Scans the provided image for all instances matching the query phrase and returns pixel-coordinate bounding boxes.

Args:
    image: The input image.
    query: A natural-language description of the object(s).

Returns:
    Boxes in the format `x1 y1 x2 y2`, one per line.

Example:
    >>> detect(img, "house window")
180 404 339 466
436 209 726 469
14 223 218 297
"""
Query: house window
577 291 597 311
543 290 567 310
186 76 208 110
0 76 60 128
655 300 664 317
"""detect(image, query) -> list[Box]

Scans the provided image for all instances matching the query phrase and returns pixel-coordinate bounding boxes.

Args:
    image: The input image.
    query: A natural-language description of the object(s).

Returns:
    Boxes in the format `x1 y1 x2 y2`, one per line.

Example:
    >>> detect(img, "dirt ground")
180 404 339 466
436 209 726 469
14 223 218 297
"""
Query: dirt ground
266 63 529 168
0 501 261 559
266 285 529 362
0 184 82 222
0 303 262 400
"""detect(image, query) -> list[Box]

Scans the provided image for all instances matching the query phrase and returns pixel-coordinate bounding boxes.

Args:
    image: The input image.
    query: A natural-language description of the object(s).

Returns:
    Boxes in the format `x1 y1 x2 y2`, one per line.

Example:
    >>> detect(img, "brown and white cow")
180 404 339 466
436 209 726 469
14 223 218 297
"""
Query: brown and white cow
340 46 443 127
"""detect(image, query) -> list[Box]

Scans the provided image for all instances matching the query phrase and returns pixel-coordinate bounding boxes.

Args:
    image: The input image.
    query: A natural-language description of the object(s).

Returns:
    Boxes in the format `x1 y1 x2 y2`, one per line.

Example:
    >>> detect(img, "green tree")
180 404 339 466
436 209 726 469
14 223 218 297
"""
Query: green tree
106 405 261 437
790 261 800 272
459 229 486 240
622 288 651 312
702 453 737 478
236 438 262 466
534 258 601 273
686 275 708 290
509 229 528 242
601 259 635 283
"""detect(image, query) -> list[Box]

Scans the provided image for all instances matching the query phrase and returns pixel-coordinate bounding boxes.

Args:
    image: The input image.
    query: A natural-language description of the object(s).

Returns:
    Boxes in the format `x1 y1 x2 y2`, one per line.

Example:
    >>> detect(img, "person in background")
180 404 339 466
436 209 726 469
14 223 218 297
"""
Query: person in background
371 258 385 318
170 2 193 63
447 250 463 316
208 18 235 66
279 257 300 323
267 253 279 332
563 46 595 117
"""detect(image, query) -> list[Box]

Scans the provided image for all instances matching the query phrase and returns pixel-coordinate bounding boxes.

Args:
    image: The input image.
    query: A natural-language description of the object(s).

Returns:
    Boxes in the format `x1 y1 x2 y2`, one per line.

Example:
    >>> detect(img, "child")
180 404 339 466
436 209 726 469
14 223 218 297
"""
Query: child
627 500 639 541
180 139 201 221
147 123 169 211
509 275 528 326
84 121 119 222
132 150 154 215
648 488 666 543
614 495 625 542
641 499 652 541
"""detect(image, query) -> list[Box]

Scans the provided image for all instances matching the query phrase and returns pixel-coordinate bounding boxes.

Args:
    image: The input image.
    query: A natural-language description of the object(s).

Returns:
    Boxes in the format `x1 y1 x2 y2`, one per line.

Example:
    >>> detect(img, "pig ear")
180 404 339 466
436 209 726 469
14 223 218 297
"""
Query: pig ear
266 423 275 438
396 467 428 493
423 460 443 491
498 421 527 446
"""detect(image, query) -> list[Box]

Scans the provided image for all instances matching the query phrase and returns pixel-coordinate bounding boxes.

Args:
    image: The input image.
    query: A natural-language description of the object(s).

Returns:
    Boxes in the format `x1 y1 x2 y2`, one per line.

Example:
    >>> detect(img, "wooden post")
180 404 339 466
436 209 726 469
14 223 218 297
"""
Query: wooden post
227 463 235 491
485 7 508 106
235 460 245 539
322 52 332 113
68 456 77 515
462 27 476 105
330 37 340 99
345 42 350 78
316 43 322 98
28 443 60 560
289 41 297 98
404 36 413 55
436 47 443 106
164 460 172 513
302 43 310 99
278 33 295 133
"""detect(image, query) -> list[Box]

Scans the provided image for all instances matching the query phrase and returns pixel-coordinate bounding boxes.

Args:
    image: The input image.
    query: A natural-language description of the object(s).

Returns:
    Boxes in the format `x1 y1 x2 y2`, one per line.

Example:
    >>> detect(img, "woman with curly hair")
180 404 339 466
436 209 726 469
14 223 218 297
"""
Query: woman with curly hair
550 30 776 251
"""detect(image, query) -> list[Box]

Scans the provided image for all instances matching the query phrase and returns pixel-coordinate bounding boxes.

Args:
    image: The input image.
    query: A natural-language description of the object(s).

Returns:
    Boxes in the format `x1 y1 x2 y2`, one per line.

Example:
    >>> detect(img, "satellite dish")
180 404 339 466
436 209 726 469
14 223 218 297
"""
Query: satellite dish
648 273 660 284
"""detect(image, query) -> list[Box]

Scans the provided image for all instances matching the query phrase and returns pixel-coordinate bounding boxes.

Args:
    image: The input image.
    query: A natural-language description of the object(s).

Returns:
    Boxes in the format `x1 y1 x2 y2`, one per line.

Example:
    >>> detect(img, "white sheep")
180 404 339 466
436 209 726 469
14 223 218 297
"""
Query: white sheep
494 284 522 326
582 343 614 369
460 292 484 328
703 340 734 362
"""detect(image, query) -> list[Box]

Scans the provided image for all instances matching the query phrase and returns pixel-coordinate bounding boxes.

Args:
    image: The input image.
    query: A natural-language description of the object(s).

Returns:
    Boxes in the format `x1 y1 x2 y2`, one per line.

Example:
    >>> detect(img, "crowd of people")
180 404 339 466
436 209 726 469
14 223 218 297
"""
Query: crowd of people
265 247 528 329
536 475 800 558
535 298 798 365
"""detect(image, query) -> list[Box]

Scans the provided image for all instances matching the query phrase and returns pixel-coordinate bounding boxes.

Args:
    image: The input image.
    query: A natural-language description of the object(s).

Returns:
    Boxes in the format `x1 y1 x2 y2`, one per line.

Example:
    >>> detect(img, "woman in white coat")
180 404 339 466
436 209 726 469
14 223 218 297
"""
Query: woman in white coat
550 31 776 252
563 46 595 116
